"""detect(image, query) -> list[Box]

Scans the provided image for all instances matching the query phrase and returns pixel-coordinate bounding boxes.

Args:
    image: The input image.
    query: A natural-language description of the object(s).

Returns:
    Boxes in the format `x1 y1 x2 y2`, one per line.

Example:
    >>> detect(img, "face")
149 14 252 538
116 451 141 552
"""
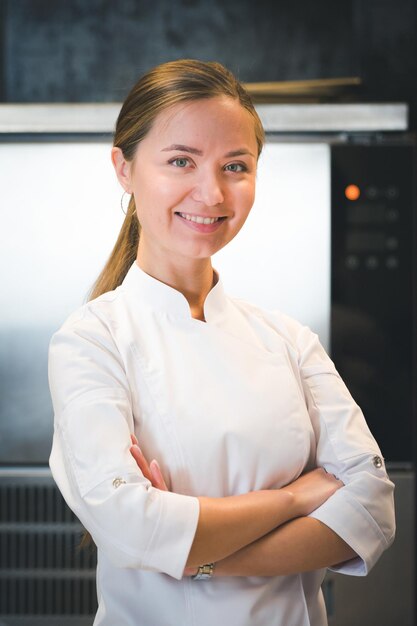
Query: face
113 96 258 273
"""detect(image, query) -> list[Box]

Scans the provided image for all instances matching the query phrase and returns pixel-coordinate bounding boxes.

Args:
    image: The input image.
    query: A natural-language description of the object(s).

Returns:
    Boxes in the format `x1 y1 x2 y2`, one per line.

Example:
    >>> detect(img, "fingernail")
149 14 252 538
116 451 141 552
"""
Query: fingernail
151 460 162 480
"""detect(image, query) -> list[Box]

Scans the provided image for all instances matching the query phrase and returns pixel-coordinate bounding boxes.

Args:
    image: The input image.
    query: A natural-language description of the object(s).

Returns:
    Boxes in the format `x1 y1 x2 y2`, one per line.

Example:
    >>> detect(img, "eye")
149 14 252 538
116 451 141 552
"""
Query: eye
170 157 190 168
224 162 247 173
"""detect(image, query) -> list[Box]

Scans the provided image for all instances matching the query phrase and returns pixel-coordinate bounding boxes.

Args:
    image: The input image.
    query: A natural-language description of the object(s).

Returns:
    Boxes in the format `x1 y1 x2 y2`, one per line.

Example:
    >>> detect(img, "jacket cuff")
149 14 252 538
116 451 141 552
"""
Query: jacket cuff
309 488 393 576
144 489 200 579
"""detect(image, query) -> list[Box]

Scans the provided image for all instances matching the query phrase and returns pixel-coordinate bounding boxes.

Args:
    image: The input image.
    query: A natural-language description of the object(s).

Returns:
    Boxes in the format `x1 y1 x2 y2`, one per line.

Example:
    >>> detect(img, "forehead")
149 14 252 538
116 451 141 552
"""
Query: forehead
143 96 258 149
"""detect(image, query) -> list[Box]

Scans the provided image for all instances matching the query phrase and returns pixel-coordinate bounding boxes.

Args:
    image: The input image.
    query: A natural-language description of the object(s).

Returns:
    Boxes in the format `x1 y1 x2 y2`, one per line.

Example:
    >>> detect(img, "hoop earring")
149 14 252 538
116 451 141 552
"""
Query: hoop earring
120 191 131 215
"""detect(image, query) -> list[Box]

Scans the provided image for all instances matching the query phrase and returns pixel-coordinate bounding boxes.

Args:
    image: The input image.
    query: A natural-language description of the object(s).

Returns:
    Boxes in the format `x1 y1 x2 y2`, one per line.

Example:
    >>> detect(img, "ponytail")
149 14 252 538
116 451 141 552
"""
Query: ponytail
88 197 140 301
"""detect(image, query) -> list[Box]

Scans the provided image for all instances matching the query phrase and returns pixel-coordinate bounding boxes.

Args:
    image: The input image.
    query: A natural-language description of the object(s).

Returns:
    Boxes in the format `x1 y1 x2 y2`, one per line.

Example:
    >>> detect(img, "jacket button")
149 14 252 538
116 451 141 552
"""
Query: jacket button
112 477 126 489
372 455 383 469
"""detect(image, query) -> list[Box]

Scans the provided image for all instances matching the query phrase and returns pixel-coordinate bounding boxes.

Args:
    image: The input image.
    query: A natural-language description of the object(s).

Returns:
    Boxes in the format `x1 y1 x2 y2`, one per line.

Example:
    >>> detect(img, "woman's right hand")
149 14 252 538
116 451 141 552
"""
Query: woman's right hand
283 468 343 517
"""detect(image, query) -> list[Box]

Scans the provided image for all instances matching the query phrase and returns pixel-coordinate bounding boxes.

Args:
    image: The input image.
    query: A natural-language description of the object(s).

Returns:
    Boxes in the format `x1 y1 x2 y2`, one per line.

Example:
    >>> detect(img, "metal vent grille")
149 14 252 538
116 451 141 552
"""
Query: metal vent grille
0 482 77 523
0 576 97 615
0 469 97 620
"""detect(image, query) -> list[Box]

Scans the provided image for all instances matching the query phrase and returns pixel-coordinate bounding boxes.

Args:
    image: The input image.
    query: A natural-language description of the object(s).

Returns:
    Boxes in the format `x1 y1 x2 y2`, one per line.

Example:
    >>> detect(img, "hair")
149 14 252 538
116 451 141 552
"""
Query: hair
88 58 265 301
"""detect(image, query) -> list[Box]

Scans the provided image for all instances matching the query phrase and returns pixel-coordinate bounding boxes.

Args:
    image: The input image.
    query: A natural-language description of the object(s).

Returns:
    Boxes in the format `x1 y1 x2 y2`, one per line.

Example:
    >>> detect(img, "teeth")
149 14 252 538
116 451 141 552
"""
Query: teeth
179 213 221 225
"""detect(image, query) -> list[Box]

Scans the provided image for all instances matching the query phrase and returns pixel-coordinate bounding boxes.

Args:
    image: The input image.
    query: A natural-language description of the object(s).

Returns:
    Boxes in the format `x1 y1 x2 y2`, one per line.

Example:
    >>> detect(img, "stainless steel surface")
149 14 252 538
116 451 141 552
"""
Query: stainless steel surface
0 141 124 464
0 103 408 134
256 103 408 132
0 103 121 134
0 467 52 478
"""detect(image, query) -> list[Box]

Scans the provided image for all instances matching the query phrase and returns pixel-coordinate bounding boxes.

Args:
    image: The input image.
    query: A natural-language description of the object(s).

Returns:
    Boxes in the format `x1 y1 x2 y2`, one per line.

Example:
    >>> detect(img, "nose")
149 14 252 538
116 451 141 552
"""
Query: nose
192 169 224 207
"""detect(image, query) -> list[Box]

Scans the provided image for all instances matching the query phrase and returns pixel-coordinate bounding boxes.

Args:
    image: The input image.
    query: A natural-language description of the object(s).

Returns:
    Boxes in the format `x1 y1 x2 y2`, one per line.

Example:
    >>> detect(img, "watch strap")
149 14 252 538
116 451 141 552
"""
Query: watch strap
191 563 215 580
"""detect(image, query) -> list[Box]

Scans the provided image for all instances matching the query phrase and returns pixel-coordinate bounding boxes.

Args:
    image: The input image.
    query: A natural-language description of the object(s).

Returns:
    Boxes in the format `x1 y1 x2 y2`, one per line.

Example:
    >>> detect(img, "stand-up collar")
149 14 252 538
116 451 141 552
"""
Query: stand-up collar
121 261 227 322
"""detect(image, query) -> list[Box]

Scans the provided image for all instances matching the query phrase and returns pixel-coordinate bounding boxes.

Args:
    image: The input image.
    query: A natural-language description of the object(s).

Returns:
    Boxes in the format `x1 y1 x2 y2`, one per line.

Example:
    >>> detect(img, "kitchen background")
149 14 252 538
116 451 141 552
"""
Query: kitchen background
0 0 415 125
0 1 416 625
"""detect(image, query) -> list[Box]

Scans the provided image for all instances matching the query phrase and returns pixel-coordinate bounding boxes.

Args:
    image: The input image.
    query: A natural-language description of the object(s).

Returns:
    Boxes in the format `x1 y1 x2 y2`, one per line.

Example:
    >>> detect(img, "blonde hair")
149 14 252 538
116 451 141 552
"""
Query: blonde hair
88 59 265 301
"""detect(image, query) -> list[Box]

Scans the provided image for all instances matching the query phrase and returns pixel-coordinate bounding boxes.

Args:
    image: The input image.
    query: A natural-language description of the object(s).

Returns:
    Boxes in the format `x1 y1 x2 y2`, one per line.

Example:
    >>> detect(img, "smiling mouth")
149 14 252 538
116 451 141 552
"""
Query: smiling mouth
176 212 227 225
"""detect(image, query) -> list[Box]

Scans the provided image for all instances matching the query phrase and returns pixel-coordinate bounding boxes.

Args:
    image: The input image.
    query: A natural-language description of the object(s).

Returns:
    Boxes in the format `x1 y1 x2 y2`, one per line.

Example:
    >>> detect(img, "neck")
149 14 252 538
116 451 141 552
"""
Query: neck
136 248 215 321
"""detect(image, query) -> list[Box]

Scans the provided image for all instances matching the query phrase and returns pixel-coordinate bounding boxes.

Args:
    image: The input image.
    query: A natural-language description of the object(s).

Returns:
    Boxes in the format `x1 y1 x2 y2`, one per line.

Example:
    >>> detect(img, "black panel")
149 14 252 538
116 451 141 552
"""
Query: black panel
331 142 416 464
3 0 356 102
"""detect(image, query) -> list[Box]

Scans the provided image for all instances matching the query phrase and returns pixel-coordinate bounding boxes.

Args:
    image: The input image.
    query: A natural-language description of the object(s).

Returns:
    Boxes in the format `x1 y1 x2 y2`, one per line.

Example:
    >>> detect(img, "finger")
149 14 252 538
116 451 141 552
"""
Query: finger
131 433 139 446
129 444 150 474
129 444 153 483
183 566 199 577
149 459 168 491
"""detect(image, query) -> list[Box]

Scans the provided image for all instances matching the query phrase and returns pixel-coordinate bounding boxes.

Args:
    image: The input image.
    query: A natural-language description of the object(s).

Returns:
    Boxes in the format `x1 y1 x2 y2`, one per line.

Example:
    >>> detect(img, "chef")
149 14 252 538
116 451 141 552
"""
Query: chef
49 58 395 626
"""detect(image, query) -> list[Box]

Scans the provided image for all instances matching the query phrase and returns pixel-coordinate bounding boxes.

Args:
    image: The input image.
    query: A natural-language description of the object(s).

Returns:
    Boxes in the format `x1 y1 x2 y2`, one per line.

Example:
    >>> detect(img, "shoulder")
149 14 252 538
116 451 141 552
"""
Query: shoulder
55 286 126 335
49 287 129 375
49 286 130 363
228 295 307 346
228 295 337 374
48 288 132 415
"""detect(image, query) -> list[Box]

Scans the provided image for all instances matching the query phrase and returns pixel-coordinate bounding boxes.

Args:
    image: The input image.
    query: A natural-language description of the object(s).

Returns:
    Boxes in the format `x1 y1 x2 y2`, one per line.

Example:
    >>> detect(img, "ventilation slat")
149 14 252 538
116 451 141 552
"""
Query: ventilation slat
0 473 97 617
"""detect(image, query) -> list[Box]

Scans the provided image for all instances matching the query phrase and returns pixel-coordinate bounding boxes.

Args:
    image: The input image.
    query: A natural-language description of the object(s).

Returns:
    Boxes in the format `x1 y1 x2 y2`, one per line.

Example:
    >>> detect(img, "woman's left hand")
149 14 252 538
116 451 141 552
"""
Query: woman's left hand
129 437 197 577
129 434 168 491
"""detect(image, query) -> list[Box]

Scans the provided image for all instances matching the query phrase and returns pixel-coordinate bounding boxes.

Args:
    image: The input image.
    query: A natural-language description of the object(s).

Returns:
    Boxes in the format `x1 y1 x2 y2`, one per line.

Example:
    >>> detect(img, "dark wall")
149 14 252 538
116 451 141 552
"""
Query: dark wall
1 0 416 126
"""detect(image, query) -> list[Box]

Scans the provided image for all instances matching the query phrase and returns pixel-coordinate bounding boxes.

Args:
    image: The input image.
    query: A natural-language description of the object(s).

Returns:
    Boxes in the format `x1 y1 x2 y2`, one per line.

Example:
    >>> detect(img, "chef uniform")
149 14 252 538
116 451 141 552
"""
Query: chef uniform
49 261 395 626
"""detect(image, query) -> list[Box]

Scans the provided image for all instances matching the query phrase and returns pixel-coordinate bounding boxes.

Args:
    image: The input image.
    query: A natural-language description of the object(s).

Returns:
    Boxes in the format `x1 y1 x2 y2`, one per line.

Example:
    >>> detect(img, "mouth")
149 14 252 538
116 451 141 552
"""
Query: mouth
175 212 227 225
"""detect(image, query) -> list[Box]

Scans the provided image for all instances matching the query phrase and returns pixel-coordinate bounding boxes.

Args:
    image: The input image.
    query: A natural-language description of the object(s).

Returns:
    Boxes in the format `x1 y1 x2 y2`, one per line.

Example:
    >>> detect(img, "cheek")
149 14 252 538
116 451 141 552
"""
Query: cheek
136 176 188 209
133 183 175 225
234 181 256 216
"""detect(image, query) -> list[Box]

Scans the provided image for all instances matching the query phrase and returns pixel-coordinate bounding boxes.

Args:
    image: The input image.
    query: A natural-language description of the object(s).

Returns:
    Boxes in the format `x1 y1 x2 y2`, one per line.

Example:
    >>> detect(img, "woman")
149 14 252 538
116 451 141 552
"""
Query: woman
48 59 395 625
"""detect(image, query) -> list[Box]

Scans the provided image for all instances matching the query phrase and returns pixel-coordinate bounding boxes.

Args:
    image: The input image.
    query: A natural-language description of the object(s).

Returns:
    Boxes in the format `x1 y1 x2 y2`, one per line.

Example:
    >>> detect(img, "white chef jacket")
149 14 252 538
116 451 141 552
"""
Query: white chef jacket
48 261 395 626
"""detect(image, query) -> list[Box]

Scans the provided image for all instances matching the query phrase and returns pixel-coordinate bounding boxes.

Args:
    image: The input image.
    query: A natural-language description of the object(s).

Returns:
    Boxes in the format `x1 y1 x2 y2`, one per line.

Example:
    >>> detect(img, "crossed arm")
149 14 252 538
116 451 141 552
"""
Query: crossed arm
129 435 357 577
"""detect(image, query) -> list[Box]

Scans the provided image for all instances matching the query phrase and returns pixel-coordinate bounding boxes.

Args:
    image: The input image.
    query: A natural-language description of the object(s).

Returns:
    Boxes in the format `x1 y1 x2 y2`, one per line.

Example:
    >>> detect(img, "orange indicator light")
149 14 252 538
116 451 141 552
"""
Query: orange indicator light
345 184 361 201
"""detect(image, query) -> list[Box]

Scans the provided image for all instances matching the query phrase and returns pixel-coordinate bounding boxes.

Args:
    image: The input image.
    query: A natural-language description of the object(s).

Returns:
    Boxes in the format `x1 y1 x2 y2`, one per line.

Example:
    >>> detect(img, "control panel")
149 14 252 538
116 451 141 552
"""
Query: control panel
331 141 416 464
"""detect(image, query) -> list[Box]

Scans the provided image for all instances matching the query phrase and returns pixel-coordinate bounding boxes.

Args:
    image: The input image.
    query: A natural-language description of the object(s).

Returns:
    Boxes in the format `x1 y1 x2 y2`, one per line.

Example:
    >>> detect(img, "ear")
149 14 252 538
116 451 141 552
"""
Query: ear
111 147 132 192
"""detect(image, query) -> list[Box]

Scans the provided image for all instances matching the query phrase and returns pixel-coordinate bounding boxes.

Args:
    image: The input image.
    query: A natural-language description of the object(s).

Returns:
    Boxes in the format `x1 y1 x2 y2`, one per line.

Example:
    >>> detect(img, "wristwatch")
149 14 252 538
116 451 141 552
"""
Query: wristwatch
192 563 215 580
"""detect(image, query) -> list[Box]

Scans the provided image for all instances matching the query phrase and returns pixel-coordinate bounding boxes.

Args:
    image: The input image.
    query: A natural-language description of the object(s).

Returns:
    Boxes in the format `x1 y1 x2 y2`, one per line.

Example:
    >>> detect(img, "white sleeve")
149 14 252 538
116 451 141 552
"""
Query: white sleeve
48 306 199 580
293 321 396 576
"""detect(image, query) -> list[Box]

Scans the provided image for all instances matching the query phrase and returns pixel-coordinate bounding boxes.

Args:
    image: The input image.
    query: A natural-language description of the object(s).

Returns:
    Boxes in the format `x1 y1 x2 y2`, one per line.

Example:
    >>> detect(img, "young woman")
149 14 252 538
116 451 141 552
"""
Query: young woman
48 59 395 626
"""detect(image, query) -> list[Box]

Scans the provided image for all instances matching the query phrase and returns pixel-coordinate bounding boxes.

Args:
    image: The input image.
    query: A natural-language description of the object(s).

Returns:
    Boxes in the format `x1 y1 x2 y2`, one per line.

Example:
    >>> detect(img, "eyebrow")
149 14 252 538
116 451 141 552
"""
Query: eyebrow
161 144 255 158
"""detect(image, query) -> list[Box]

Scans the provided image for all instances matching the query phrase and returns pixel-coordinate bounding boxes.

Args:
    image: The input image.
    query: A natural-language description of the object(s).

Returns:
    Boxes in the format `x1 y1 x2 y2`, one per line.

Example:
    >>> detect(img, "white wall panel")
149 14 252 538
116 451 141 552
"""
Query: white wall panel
1 142 124 329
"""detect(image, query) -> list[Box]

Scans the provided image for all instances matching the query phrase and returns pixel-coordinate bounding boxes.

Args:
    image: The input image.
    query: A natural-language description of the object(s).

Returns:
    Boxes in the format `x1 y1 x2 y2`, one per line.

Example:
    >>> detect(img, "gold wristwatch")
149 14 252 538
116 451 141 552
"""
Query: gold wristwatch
192 563 215 580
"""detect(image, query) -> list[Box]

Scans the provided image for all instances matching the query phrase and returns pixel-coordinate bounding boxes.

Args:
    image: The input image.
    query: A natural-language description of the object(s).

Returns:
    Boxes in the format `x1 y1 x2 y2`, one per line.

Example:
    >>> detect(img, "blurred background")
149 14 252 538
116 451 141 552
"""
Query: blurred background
0 1 415 624
0 0 416 121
